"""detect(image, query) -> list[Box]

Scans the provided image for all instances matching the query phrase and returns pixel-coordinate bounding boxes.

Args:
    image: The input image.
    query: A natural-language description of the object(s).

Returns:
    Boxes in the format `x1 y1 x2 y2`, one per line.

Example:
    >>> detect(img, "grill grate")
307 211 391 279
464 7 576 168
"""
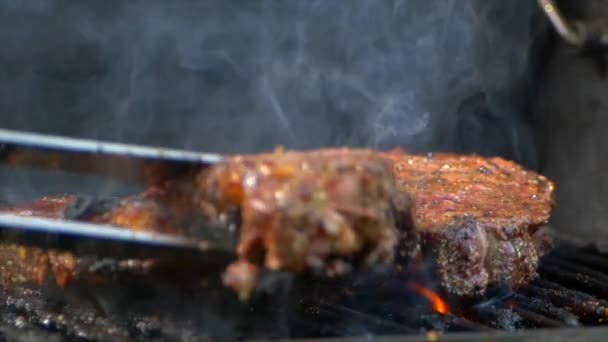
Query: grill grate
289 244 608 338
2 244 608 340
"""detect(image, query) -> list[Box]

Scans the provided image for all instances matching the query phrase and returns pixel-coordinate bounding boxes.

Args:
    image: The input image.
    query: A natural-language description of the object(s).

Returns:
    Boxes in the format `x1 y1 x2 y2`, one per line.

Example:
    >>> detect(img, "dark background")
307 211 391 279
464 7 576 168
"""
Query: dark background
534 0 608 241
0 0 604 240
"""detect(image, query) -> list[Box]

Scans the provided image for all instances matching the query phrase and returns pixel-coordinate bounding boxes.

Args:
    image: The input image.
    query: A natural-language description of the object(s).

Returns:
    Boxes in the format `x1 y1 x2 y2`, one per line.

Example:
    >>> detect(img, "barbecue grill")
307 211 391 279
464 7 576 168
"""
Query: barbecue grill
1 226 608 341
1 0 608 341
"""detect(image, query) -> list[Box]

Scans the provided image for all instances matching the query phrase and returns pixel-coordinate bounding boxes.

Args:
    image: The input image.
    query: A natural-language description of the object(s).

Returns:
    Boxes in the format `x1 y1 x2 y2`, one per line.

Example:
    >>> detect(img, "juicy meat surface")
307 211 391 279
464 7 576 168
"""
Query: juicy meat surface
386 151 554 232
386 150 555 295
198 148 414 299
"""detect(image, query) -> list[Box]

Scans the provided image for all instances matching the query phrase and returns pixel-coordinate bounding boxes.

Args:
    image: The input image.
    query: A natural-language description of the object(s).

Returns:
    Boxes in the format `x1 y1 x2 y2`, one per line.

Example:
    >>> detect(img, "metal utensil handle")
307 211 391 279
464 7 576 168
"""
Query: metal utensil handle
0 128 223 183
538 0 608 50
0 213 232 261
0 129 223 164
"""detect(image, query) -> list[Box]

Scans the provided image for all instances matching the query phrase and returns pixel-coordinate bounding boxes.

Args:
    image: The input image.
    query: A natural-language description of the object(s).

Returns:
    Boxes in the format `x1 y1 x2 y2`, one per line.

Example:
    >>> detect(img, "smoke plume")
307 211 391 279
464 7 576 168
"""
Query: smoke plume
0 0 545 201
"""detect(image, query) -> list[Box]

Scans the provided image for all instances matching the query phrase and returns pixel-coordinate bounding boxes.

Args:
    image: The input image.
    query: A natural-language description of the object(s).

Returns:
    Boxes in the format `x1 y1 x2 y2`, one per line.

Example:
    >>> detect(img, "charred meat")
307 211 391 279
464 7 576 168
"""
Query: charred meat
386 150 555 295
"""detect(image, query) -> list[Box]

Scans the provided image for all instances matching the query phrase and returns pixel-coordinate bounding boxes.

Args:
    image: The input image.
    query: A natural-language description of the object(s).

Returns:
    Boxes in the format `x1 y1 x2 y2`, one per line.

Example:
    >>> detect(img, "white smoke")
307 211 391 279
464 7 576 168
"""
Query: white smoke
0 0 545 201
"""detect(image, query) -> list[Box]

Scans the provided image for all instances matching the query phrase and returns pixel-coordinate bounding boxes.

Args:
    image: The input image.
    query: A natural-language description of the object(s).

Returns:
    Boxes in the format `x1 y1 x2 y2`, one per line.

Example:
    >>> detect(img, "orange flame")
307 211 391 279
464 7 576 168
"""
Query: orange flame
408 282 450 314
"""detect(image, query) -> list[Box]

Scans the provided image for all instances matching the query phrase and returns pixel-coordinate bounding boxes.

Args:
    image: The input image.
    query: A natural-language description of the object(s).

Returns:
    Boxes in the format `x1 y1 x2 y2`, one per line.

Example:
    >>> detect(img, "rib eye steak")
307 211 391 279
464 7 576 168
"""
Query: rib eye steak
386 150 555 295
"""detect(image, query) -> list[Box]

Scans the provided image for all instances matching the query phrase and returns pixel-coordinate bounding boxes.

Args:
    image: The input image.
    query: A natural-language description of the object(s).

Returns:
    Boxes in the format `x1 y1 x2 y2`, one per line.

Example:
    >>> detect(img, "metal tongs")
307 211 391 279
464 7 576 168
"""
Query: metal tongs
538 0 608 74
0 128 233 263
538 0 608 49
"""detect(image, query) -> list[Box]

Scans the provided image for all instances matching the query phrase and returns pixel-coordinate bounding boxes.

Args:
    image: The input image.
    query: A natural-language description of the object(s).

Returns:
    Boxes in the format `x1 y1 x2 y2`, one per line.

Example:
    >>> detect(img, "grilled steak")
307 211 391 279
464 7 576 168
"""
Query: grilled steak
385 150 555 295
0 148 555 298
0 149 415 300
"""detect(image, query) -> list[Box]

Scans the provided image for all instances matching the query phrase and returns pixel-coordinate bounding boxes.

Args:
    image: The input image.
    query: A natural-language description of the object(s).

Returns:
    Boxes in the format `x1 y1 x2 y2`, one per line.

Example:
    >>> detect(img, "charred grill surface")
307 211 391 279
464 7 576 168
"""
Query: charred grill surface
288 245 608 339
0 244 598 340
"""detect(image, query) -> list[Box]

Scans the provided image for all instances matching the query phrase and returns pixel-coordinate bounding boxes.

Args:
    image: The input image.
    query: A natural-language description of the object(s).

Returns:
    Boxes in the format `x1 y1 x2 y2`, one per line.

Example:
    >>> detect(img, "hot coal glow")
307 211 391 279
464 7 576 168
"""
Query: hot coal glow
408 282 450 314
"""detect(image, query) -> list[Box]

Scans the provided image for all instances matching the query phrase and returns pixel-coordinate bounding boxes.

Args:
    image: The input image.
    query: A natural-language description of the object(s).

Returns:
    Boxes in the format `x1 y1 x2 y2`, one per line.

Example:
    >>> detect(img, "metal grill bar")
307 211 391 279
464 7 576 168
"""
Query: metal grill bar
3 244 608 339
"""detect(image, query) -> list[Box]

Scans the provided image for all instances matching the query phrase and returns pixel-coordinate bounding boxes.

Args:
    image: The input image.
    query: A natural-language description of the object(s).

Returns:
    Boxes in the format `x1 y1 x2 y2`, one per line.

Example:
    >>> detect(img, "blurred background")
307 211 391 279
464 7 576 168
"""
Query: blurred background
0 0 605 240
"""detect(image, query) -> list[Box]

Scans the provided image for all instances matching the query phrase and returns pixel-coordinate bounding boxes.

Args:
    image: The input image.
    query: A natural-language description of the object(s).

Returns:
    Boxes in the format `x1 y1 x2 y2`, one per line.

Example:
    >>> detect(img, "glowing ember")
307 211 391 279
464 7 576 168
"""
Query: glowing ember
408 282 450 314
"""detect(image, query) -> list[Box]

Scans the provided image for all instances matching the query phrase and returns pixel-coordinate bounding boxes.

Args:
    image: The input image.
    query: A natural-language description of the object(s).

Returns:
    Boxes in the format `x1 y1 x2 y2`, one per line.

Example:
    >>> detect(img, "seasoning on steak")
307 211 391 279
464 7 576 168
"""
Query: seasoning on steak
385 150 555 296
0 148 416 301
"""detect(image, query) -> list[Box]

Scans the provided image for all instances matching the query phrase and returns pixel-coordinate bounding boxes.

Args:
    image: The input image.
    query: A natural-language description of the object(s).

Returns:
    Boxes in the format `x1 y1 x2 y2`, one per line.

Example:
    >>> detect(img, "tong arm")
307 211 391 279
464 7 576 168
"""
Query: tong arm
0 213 235 262
538 0 608 50
0 129 223 184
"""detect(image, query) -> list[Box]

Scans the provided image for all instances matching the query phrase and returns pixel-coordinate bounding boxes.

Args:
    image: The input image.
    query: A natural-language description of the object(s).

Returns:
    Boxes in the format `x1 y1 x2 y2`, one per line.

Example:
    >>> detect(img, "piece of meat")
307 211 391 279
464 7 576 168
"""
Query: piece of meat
0 192 175 289
4 194 75 219
0 148 416 301
0 175 217 289
0 195 77 288
385 150 555 295
198 148 415 299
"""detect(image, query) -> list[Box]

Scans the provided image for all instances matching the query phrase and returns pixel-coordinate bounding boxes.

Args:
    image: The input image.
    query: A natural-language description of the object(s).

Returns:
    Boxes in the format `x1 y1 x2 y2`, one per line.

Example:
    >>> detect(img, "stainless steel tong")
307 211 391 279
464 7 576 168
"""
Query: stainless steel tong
0 128 233 262
538 0 608 50
0 128 223 184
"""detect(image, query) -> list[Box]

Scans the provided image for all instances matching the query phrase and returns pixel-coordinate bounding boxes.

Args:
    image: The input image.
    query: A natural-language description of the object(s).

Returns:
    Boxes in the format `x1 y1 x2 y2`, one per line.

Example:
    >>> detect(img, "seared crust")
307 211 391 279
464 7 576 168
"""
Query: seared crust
433 217 540 295
3 194 76 219
386 150 555 295
386 151 554 232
